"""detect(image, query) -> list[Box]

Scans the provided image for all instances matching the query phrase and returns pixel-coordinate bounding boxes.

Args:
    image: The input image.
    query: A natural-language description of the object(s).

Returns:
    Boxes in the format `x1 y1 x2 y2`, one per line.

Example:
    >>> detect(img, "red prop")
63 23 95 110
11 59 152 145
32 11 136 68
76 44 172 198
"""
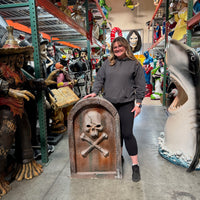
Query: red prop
110 27 122 42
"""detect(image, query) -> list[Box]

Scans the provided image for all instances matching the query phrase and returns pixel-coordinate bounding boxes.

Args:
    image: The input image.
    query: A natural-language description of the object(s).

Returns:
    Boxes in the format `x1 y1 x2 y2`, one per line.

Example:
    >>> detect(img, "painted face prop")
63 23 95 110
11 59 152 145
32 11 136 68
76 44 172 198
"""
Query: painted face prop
129 32 138 50
126 30 142 53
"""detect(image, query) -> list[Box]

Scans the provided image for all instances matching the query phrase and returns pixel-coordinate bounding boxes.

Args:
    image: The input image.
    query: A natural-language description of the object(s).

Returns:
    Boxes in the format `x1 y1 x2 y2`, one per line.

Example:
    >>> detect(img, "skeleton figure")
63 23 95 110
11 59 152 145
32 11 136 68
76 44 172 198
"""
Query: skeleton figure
83 110 103 138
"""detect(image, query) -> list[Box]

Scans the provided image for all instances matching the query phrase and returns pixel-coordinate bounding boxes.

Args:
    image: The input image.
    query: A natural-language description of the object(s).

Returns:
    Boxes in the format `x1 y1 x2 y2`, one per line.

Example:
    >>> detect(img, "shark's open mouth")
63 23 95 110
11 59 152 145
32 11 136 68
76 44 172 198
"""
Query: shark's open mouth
168 78 188 113
159 39 200 172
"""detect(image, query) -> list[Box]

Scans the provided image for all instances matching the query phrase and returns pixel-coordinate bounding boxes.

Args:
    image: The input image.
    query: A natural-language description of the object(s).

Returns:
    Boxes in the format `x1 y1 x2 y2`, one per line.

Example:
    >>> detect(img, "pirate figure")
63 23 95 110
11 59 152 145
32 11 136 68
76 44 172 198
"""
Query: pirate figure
0 26 55 198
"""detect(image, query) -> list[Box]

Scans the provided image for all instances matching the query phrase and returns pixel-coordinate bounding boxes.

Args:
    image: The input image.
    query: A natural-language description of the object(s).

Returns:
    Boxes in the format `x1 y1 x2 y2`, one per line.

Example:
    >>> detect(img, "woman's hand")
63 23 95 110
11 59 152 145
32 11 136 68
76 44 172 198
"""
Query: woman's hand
83 93 97 99
131 104 141 118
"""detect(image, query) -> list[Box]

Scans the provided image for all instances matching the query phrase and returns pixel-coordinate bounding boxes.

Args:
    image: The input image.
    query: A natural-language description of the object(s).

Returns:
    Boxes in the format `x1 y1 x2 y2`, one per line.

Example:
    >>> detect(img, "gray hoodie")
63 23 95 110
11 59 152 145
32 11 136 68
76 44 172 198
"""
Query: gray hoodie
92 57 146 104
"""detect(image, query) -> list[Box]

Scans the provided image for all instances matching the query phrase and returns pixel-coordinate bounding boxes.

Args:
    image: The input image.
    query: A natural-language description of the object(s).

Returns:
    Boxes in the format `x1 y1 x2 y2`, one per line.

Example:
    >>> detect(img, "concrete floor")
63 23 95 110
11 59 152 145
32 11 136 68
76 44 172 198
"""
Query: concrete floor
2 104 200 200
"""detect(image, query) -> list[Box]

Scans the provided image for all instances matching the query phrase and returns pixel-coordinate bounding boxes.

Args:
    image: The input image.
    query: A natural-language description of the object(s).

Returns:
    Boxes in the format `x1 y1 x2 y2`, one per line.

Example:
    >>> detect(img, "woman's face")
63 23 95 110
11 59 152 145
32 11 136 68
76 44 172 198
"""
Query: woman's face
113 41 126 59
129 32 138 50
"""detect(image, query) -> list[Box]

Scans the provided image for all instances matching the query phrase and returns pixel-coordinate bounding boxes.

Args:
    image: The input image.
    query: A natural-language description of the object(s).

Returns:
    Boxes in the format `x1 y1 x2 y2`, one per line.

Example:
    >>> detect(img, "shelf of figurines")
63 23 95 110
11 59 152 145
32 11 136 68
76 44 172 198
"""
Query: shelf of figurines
149 0 200 51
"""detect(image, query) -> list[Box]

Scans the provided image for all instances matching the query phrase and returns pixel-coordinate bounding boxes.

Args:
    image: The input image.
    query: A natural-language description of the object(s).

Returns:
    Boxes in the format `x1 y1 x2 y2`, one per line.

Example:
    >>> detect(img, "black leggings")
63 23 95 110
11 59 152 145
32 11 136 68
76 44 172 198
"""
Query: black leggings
113 102 138 156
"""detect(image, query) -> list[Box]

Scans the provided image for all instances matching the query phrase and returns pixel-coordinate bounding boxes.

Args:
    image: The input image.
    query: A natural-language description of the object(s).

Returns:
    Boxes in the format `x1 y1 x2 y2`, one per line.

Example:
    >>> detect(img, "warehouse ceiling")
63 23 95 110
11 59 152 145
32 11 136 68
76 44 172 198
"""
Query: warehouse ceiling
0 0 105 49
0 0 167 51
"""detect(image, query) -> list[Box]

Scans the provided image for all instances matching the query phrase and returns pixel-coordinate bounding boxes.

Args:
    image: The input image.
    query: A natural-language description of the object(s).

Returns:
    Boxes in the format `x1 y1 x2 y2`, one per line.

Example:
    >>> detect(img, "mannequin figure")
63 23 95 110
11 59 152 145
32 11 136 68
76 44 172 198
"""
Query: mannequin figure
193 0 200 32
151 57 164 100
46 44 56 76
155 22 161 42
39 38 54 78
143 51 153 97
193 0 200 15
19 36 56 159
172 0 188 41
162 17 166 35
53 58 76 128
0 26 58 198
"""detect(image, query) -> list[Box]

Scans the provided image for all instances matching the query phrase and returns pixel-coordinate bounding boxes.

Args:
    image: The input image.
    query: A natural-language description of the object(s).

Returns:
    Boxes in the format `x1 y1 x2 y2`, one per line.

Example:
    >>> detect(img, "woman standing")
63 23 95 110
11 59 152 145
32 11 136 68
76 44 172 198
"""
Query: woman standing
84 36 146 182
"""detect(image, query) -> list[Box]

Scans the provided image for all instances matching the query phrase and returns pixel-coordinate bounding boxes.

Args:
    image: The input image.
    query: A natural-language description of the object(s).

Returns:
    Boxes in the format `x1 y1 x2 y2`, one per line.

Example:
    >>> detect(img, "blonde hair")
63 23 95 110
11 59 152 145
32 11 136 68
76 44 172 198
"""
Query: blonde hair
109 36 136 66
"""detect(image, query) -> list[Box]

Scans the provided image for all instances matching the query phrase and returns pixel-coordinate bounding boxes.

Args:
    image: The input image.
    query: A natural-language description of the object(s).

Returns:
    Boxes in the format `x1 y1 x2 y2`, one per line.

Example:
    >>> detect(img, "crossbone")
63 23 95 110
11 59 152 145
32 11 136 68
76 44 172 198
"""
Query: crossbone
80 132 109 157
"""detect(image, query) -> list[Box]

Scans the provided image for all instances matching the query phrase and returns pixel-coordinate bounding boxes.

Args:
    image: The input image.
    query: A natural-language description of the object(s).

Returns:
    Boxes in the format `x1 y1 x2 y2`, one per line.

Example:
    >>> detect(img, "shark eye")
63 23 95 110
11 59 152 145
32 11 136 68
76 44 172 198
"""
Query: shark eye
186 50 200 75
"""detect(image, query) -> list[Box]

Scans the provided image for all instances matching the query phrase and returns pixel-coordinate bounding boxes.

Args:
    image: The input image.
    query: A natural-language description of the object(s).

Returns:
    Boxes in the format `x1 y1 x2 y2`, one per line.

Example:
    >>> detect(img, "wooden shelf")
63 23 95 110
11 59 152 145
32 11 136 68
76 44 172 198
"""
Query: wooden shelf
36 0 87 37
187 12 200 30
148 35 165 51
36 0 105 48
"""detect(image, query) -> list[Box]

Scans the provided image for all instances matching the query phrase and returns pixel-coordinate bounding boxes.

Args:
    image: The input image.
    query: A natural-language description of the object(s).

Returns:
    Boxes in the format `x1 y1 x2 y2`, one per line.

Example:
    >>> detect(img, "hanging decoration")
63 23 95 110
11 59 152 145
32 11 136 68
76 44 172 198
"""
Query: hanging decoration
110 27 122 43
154 0 159 6
99 0 112 19
124 0 139 11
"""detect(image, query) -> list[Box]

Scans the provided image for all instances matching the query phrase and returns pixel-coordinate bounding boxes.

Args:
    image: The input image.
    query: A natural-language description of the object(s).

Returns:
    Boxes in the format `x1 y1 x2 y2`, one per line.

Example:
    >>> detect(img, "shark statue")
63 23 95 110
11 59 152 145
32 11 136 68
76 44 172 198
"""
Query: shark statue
158 39 200 172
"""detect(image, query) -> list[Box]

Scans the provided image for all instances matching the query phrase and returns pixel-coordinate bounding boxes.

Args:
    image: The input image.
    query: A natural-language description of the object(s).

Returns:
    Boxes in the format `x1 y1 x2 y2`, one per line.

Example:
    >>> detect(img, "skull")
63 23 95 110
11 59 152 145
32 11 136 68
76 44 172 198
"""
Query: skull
83 111 103 138
40 43 47 61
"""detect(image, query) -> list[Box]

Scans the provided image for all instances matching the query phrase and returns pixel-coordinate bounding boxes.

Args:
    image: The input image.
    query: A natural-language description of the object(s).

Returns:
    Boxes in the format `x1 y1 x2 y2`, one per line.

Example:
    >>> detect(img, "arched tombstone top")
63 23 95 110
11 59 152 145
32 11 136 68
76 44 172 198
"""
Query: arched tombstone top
68 97 122 179
68 97 119 122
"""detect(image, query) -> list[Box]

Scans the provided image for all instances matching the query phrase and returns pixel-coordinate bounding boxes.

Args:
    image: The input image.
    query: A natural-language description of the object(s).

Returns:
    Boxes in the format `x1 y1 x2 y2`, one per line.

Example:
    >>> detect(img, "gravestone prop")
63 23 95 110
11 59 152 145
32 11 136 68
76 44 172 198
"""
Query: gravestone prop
68 97 122 179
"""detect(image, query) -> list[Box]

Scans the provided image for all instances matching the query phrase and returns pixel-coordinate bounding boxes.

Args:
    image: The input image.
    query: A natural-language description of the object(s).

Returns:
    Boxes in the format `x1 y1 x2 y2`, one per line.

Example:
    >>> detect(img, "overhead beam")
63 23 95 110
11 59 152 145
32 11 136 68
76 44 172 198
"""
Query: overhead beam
5 14 54 20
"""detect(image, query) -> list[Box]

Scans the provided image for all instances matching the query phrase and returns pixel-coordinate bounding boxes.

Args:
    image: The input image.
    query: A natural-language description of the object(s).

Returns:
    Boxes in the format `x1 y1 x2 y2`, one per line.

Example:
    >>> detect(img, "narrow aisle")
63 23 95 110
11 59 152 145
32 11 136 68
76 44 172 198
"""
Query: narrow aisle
2 104 200 200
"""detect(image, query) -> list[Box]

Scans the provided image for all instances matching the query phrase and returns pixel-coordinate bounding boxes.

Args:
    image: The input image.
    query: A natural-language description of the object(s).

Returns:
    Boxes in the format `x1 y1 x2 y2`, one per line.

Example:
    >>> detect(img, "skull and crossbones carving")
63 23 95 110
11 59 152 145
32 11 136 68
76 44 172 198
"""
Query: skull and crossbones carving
80 111 109 157
83 110 103 138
